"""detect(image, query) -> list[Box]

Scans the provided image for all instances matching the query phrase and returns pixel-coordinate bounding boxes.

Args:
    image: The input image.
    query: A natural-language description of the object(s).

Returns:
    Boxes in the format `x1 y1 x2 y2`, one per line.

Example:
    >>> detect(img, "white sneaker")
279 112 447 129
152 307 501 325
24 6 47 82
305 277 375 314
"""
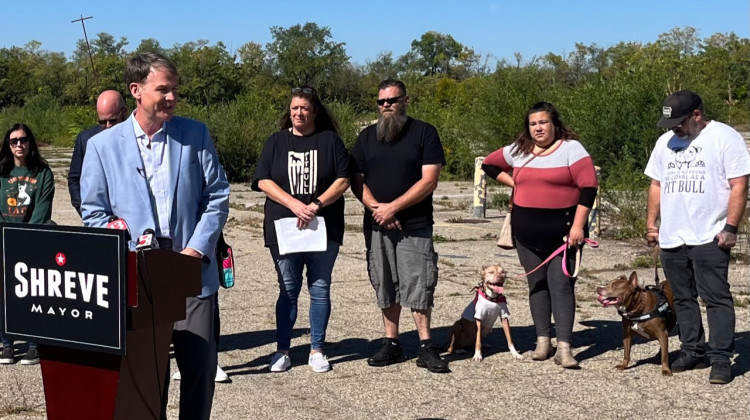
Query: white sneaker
308 352 331 373
215 366 229 382
269 352 291 372
173 366 229 382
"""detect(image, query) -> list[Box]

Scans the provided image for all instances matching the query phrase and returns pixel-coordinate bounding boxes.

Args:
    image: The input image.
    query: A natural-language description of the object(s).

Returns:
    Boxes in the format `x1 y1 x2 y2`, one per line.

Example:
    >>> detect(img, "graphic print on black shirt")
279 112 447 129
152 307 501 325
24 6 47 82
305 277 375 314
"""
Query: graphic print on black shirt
252 129 350 247
288 150 318 195
3 175 37 218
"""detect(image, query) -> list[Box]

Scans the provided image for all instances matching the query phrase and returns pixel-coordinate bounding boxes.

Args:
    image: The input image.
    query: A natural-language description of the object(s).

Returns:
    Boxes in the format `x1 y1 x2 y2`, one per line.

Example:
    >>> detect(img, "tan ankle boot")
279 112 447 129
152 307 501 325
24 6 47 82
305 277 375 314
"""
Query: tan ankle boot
530 336 554 361
553 341 579 369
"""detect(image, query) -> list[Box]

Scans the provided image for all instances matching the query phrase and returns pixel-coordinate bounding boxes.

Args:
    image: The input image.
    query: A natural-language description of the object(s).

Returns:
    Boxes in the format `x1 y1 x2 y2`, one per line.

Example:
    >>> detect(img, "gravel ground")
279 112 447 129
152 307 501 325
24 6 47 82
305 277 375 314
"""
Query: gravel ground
0 148 748 420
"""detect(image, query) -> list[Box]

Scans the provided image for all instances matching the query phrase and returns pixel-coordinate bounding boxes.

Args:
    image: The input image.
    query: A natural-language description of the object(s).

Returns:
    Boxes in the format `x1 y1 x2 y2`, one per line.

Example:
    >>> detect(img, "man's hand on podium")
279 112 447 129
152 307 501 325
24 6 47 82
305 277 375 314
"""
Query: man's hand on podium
180 248 202 259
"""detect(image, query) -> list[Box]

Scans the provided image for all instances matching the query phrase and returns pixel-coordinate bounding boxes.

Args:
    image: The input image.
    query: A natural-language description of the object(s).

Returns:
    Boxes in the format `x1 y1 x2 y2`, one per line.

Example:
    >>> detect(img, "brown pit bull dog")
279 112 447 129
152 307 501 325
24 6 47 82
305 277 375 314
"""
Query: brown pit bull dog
596 271 676 376
444 264 523 362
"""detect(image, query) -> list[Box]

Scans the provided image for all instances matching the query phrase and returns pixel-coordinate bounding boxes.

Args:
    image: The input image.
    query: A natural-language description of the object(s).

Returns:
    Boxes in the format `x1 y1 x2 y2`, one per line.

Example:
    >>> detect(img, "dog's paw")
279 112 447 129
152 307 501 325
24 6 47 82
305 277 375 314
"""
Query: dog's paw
472 350 483 362
615 363 627 371
661 368 673 377
509 346 524 360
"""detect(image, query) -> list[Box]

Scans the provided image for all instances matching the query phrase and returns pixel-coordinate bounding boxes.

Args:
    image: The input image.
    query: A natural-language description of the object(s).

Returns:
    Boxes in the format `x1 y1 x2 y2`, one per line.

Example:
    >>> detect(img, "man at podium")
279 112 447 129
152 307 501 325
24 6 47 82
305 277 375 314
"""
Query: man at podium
80 53 230 420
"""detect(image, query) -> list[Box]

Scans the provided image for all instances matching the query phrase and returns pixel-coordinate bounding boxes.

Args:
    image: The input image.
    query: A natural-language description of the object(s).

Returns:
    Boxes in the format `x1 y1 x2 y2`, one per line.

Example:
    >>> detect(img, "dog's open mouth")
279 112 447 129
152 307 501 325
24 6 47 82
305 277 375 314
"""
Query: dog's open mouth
487 283 504 296
596 294 621 307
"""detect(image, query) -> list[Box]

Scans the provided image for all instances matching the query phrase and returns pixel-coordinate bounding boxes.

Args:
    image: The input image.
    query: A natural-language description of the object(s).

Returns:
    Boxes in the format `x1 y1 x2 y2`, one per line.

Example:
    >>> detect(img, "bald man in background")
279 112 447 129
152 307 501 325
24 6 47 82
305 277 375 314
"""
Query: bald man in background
68 90 128 215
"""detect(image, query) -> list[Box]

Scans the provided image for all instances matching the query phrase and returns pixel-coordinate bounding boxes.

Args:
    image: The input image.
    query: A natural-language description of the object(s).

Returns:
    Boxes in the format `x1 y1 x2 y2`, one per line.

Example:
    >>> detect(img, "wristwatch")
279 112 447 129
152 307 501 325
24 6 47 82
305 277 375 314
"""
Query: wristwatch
313 198 322 207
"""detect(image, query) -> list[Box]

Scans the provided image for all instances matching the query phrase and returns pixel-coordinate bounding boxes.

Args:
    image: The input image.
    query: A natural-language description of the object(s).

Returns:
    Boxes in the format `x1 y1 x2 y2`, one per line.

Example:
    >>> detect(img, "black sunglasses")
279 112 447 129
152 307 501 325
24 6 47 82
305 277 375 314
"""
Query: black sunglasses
292 87 315 95
9 137 29 146
98 117 122 127
376 96 403 106
98 107 125 127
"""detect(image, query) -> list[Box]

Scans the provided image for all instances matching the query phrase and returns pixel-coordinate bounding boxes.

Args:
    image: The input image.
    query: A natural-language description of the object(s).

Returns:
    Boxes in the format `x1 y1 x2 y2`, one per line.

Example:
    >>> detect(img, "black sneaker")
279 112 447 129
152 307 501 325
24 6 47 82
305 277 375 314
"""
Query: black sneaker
671 351 708 373
0 347 13 364
20 348 39 365
367 339 405 367
709 362 732 385
416 345 450 373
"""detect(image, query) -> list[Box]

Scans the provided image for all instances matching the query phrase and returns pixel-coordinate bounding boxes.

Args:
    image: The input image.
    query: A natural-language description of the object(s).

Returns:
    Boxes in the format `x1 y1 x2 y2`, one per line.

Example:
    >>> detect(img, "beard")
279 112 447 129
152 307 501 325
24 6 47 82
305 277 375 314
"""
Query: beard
376 108 408 142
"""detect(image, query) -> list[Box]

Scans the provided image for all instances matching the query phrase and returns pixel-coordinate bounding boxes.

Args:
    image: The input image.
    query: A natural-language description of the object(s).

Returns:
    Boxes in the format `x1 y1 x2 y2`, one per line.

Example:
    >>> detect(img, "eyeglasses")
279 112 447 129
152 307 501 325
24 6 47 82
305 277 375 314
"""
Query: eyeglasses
9 137 29 146
98 107 125 127
376 96 403 106
292 87 315 95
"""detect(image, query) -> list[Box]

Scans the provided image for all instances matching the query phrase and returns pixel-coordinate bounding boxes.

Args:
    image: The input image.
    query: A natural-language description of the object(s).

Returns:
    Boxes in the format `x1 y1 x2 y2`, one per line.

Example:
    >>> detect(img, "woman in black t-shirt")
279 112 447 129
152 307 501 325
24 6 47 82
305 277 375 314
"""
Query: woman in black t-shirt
252 86 349 373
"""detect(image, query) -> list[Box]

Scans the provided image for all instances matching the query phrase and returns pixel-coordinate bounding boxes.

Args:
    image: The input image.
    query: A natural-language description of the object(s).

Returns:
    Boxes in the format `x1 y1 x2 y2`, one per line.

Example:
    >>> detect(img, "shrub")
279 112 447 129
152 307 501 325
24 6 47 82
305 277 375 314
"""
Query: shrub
191 91 280 182
599 189 647 240
488 191 511 210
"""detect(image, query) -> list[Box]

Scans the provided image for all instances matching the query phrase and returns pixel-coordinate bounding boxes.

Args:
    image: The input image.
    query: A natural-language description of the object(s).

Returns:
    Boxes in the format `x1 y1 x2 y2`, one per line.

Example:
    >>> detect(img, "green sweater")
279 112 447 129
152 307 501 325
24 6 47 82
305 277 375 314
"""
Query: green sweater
0 166 54 224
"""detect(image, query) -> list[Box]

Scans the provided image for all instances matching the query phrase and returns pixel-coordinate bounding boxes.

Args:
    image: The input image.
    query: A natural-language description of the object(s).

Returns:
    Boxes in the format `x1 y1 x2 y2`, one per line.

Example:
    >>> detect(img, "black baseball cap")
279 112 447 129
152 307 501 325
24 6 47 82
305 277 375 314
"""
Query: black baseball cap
657 90 702 129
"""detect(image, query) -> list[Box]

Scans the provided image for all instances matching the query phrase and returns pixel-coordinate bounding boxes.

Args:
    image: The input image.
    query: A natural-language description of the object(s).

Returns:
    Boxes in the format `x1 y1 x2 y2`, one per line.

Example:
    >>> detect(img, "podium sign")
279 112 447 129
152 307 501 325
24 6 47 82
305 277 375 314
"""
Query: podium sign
1 223 127 355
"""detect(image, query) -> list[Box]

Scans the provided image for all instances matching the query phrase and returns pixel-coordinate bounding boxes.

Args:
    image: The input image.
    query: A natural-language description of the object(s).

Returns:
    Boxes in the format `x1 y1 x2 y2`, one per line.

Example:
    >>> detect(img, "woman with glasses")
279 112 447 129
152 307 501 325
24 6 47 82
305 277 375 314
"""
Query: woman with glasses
481 102 598 369
252 86 350 373
0 123 55 366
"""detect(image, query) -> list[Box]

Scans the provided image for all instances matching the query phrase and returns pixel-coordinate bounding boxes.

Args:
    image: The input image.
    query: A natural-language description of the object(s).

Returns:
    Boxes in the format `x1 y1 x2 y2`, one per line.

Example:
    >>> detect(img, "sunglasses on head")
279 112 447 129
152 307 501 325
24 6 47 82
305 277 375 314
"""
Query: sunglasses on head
376 96 403 106
292 87 315 95
9 137 29 146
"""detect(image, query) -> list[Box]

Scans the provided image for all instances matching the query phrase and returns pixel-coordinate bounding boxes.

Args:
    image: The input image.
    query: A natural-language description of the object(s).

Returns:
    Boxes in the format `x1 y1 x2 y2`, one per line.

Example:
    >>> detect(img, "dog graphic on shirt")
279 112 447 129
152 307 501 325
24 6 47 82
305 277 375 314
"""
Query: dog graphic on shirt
671 146 702 169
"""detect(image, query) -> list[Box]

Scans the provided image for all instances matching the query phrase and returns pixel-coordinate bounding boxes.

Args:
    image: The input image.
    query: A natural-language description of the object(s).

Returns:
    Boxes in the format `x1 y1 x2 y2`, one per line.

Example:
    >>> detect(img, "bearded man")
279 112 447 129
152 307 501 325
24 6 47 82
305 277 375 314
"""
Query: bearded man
350 79 449 373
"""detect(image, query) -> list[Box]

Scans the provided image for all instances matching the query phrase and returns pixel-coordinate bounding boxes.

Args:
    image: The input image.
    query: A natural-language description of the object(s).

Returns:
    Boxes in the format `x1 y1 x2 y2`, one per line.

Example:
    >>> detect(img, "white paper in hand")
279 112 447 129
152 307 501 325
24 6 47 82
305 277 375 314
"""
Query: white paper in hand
273 217 327 255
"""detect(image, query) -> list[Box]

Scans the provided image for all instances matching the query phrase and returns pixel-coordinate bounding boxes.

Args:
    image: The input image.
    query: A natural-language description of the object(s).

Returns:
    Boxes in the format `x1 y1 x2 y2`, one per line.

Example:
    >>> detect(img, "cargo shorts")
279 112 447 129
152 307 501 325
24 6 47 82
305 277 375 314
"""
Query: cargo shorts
364 227 439 310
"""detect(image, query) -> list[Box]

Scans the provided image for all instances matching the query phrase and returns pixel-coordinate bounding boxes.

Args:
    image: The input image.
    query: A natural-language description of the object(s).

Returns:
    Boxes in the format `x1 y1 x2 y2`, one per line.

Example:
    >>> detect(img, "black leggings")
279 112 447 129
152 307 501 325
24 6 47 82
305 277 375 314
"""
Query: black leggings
515 241 577 343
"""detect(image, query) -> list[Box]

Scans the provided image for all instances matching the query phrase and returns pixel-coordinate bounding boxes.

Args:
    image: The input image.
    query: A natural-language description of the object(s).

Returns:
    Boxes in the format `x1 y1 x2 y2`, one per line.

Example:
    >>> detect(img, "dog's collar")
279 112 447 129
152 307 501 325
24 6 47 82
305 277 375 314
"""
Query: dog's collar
476 288 507 304
617 287 671 321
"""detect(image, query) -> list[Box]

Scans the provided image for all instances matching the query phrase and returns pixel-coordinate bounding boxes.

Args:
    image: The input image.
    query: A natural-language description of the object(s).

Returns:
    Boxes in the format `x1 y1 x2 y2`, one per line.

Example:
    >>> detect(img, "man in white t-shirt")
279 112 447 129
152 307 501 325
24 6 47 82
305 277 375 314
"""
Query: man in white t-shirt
644 90 750 385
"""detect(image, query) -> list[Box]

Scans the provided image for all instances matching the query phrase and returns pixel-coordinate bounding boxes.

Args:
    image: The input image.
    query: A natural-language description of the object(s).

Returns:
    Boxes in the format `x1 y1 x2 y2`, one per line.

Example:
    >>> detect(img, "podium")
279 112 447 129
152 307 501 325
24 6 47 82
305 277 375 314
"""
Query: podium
0 224 201 420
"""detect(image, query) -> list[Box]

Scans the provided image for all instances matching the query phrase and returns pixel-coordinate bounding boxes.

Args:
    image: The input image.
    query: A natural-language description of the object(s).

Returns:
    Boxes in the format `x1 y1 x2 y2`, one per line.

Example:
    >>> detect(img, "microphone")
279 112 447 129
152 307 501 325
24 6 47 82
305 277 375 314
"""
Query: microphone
136 229 159 250
107 215 131 240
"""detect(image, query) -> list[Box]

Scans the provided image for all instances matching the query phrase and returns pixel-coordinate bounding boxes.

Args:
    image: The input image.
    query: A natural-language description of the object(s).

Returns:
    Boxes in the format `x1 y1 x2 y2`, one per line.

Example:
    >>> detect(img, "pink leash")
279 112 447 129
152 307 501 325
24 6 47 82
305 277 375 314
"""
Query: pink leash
518 238 599 279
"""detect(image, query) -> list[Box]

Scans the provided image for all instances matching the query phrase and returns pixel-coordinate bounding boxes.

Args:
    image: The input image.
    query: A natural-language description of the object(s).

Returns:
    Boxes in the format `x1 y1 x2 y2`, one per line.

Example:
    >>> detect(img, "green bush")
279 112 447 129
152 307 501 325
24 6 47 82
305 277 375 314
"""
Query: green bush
201 91 280 182
0 95 93 147
326 101 364 150
600 189 647 240
488 191 511 210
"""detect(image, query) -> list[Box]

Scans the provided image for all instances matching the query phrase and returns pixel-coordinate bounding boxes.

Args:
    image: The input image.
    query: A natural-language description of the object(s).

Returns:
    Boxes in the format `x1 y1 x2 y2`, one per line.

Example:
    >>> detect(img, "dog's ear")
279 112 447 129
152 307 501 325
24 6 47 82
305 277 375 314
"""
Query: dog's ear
629 271 638 288
480 266 488 275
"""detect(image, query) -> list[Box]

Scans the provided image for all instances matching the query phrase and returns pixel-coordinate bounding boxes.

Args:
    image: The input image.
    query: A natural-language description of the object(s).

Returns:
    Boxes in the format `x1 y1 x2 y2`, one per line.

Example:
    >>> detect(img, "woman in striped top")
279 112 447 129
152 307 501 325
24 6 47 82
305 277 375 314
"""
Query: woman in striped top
482 102 598 369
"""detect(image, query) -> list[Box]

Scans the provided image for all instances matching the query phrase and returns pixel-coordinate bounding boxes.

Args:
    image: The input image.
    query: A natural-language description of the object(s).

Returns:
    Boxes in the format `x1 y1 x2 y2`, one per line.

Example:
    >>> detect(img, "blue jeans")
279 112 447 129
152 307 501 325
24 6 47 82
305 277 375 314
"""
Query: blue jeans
270 241 340 351
1 333 36 350
660 239 734 363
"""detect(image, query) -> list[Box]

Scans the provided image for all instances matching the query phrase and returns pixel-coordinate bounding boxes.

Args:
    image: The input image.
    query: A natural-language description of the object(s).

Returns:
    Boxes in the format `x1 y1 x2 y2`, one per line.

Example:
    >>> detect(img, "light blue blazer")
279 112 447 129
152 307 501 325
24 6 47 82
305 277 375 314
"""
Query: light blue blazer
81 115 230 297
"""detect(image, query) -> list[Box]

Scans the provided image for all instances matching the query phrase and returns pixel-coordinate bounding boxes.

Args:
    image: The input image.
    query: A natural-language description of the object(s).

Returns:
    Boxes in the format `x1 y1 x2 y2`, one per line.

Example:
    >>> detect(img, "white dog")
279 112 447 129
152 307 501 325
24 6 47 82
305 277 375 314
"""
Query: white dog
445 264 524 361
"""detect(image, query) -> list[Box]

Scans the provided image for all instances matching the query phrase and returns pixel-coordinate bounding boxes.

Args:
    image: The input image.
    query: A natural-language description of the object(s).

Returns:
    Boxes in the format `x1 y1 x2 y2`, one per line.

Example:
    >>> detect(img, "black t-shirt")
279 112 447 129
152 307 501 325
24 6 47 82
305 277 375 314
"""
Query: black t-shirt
252 129 350 247
351 117 445 231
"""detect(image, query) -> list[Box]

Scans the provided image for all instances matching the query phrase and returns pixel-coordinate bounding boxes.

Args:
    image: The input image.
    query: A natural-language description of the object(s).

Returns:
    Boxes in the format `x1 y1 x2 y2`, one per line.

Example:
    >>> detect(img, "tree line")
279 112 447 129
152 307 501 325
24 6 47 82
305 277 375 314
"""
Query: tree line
0 23 747 187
